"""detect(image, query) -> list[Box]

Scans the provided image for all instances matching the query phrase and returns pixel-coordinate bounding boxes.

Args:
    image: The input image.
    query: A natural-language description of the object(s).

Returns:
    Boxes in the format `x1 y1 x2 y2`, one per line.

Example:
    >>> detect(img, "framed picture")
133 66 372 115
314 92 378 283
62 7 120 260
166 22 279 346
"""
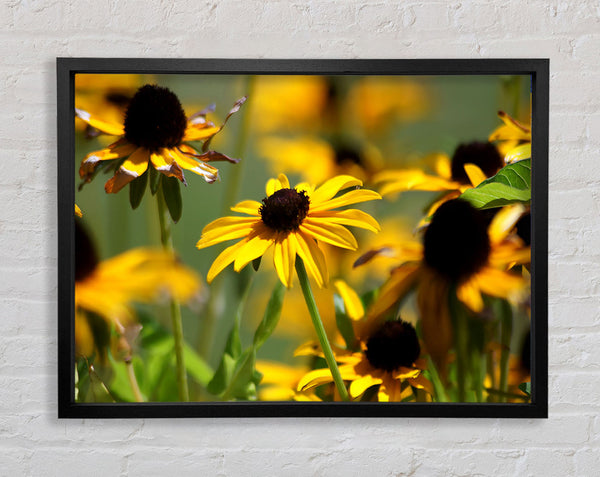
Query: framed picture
58 58 548 418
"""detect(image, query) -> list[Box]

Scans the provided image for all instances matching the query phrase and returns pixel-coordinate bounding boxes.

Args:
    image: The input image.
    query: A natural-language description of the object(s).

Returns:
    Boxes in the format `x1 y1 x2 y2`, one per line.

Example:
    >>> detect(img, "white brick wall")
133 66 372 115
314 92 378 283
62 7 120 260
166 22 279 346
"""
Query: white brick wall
0 0 598 475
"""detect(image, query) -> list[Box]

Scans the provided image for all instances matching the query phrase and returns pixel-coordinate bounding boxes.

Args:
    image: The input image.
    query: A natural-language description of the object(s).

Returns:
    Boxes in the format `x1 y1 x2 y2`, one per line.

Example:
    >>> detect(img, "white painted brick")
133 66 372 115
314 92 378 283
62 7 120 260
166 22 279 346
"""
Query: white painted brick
0 0 599 475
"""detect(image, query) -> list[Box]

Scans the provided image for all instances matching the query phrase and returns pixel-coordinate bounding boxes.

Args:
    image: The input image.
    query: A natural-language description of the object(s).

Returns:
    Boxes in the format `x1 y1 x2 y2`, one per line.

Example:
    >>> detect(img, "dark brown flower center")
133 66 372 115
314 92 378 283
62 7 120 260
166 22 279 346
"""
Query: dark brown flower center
423 199 490 281
75 221 99 282
365 321 421 372
451 141 503 184
259 188 310 232
123 84 187 152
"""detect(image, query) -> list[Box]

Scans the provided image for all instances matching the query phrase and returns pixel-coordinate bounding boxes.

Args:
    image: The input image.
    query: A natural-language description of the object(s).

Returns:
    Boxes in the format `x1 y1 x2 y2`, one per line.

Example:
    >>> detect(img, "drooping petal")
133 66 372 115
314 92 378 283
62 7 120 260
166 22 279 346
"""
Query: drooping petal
293 231 328 288
301 220 358 250
206 239 250 283
150 150 185 183
79 140 137 180
168 148 218 183
75 108 125 136
105 148 150 193
457 279 484 312
273 235 296 288
407 373 434 395
489 242 531 268
333 279 364 321
233 228 275 272
475 267 528 300
308 189 381 213
297 367 335 392
309 175 363 205
358 264 420 340
309 209 381 233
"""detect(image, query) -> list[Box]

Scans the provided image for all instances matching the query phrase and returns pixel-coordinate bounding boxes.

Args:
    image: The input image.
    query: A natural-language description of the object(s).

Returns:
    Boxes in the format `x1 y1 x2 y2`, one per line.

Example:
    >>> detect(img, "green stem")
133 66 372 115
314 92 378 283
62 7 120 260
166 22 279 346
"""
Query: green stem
499 299 513 403
157 186 189 402
450 289 469 402
197 75 255 360
426 356 449 403
125 359 143 402
295 257 350 402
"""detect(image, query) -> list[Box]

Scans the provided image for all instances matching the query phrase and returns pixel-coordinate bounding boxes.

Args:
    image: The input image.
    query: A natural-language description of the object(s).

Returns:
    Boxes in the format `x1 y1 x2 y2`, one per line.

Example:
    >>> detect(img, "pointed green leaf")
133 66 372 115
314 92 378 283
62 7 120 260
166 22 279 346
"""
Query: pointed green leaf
207 353 236 396
222 348 257 401
129 170 148 209
149 165 160 195
161 175 183 223
334 294 358 350
460 159 531 210
253 281 285 350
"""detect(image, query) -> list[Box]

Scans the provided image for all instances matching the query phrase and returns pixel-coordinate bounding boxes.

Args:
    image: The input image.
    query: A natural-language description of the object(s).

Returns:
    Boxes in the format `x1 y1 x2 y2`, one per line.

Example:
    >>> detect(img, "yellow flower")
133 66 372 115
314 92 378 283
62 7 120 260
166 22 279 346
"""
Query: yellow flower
196 174 381 288
258 136 383 185
77 84 245 193
296 320 432 402
74 204 82 217
347 76 430 131
488 111 532 164
256 360 319 401
359 199 530 369
75 221 201 357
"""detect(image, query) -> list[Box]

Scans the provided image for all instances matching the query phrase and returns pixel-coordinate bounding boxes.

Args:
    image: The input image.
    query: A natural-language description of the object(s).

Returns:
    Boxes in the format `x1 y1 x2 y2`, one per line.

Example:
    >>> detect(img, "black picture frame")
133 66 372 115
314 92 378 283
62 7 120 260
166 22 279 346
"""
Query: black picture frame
58 58 548 418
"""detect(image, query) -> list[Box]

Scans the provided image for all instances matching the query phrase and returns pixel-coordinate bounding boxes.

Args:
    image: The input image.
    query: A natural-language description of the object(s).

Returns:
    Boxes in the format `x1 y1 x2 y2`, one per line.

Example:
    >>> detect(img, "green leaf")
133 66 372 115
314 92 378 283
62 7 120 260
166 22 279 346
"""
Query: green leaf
333 294 358 350
222 348 258 401
518 382 531 397
460 159 531 210
161 175 183 222
183 344 213 387
129 169 148 209
253 281 285 350
207 353 237 396
149 165 160 195
225 319 242 359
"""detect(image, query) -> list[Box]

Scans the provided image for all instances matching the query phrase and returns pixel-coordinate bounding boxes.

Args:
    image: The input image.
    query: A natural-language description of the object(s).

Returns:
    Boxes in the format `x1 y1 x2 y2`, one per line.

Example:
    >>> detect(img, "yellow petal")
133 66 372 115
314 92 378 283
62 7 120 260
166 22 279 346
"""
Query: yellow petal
231 200 262 216
105 148 149 193
457 279 484 312
475 267 528 300
297 367 334 392
74 204 82 217
273 236 296 288
293 231 328 288
310 175 363 205
300 220 358 250
183 124 221 142
309 209 381 233
75 108 125 136
333 279 364 321
309 189 381 213
349 375 382 398
464 163 487 187
150 150 185 182
196 217 258 248
277 173 290 189
79 140 137 180
266 177 283 196
435 153 452 180
504 144 531 164
408 374 434 395
233 228 275 272
488 204 526 244
206 239 249 283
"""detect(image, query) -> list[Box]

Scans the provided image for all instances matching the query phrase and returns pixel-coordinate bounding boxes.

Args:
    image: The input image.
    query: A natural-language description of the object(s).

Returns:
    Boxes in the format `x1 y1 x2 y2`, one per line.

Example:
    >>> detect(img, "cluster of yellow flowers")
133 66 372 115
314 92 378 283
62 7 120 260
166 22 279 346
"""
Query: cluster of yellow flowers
74 74 532 404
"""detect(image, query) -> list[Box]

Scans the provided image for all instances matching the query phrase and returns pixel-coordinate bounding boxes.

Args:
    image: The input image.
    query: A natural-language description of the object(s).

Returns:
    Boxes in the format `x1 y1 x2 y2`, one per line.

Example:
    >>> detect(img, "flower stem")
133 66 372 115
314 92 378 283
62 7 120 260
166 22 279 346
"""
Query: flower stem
295 257 350 402
157 185 189 402
499 299 513 403
450 289 469 402
125 358 143 402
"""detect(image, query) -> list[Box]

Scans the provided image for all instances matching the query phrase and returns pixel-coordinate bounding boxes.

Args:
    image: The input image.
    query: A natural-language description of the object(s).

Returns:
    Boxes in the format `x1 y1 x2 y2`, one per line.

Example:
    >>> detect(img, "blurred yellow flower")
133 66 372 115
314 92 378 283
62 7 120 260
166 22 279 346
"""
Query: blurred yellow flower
359 200 530 370
256 360 319 401
77 84 245 193
75 221 201 357
196 174 381 288
258 136 383 185
296 319 432 402
489 111 532 164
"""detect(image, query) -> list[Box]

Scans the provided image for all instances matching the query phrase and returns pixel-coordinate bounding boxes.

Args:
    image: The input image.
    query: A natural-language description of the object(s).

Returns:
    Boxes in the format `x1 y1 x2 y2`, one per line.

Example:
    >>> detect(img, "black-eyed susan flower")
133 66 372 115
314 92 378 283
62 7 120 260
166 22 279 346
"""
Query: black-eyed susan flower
196 174 381 288
358 199 530 368
489 111 531 163
74 221 200 357
77 84 246 194
258 136 383 185
297 320 432 401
